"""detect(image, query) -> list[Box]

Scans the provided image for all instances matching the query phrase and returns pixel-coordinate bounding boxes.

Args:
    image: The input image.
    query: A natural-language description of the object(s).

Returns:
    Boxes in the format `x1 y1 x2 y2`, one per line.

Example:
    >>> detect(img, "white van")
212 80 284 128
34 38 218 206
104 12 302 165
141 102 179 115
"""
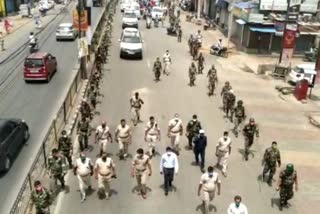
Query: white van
288 63 317 85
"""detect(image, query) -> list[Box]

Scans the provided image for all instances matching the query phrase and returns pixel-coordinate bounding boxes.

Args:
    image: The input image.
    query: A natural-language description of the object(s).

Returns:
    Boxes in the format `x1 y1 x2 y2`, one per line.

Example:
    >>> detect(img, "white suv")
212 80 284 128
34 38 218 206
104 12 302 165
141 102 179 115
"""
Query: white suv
122 11 138 29
119 28 143 59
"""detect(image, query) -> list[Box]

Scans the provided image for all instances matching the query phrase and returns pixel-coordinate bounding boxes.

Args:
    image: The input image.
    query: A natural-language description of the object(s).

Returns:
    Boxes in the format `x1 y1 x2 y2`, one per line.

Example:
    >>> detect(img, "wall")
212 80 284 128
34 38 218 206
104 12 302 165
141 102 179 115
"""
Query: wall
0 0 6 17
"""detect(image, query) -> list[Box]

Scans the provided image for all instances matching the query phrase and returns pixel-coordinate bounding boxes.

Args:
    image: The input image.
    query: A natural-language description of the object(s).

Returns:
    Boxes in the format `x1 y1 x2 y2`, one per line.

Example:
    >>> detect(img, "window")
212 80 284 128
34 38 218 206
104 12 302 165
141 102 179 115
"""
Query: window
293 67 304 74
24 59 44 67
124 13 136 18
122 36 141 43
0 123 15 142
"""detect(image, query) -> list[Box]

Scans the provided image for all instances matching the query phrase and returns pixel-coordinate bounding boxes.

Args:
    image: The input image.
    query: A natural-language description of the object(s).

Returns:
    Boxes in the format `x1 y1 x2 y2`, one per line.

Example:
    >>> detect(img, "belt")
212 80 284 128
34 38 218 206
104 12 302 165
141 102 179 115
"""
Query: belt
80 130 88 132
170 130 180 134
136 168 146 172
218 150 228 153
119 135 129 138
148 133 158 136
99 138 108 140
99 172 111 176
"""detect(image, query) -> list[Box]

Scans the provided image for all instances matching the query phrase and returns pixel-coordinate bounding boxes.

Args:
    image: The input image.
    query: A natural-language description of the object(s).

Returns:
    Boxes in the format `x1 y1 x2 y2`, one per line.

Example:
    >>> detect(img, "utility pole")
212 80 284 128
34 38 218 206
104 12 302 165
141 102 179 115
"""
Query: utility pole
197 0 201 20
278 0 291 64
77 0 87 79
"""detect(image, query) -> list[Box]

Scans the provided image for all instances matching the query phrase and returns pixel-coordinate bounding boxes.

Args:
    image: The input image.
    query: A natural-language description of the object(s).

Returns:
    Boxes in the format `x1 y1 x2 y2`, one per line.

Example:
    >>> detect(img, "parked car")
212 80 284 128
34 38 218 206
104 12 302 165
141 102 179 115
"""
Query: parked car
56 23 78 41
0 119 29 172
288 63 317 85
24 52 58 83
120 0 133 12
130 3 141 19
151 6 163 20
122 11 138 29
119 28 143 59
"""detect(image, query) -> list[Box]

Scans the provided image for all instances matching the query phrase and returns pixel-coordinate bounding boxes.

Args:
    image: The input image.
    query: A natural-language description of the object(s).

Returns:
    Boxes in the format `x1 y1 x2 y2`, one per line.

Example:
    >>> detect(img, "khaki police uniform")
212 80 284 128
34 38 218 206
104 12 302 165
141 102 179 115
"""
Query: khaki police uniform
116 124 131 156
95 157 115 196
130 96 143 124
163 53 171 75
145 121 160 155
168 118 183 151
216 137 232 173
200 171 221 214
75 157 93 198
132 154 151 193
96 125 110 154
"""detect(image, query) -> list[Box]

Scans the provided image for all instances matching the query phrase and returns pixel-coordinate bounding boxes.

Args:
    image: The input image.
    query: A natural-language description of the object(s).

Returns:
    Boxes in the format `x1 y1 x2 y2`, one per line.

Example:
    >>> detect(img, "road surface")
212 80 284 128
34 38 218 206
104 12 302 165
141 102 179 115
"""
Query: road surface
0 5 105 214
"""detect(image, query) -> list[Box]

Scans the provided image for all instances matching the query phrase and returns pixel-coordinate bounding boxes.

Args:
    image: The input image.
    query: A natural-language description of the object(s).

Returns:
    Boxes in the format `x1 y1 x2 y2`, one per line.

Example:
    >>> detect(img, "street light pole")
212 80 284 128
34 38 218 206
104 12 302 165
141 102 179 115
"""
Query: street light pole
78 0 87 79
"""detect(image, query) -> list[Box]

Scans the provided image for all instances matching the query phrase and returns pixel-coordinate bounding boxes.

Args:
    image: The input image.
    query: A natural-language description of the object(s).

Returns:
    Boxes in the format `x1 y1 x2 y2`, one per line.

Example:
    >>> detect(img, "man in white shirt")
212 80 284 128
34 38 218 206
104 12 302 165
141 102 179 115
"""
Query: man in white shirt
160 147 179 196
131 148 152 198
95 121 112 156
95 153 116 199
167 113 183 155
216 131 232 177
115 119 132 159
162 50 172 75
73 153 94 202
198 166 221 214
130 92 144 126
227 195 248 214
144 116 161 157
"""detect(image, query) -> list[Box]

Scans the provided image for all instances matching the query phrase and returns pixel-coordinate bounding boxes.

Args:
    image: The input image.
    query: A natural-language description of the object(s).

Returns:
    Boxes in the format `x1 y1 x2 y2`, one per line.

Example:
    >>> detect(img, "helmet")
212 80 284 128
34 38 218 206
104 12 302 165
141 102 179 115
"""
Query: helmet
286 163 294 174
237 100 243 105
249 118 255 123
229 89 234 94
225 81 230 85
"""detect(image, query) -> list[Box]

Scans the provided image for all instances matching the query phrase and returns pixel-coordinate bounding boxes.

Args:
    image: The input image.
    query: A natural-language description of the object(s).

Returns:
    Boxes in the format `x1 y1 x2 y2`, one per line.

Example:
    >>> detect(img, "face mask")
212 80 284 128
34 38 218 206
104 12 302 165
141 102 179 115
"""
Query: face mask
193 119 197 122
102 125 106 129
272 145 277 149
208 173 213 178
62 135 67 138
80 157 86 162
235 202 240 208
224 136 228 140
101 156 107 161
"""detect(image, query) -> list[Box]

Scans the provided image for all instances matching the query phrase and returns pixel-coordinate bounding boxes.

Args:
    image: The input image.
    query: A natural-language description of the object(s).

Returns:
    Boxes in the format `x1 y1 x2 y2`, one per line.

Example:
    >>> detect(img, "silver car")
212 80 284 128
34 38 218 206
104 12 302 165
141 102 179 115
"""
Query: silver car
56 23 78 41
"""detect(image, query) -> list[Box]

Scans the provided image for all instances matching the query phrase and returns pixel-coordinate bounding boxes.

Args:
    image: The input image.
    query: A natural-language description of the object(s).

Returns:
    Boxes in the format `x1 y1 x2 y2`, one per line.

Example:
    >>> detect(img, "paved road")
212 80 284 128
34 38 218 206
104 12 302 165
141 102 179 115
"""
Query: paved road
53 7 303 214
0 5 105 214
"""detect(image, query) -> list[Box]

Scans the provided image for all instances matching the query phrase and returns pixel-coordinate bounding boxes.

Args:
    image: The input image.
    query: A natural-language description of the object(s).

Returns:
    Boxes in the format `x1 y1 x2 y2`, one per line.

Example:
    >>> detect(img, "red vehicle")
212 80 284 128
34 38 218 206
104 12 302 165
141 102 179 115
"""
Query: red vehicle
23 52 57 83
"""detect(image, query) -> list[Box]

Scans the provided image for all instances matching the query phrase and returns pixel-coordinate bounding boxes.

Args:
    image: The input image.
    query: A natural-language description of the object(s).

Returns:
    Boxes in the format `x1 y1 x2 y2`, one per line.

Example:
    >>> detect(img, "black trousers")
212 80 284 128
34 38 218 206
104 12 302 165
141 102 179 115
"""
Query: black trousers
194 149 205 169
163 168 174 192
188 134 195 147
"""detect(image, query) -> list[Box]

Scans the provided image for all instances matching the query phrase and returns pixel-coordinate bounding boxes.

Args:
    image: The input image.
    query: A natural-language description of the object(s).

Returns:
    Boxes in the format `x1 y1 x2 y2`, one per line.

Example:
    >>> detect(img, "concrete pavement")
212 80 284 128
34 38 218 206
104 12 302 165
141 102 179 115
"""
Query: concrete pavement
53 4 320 214
0 4 107 214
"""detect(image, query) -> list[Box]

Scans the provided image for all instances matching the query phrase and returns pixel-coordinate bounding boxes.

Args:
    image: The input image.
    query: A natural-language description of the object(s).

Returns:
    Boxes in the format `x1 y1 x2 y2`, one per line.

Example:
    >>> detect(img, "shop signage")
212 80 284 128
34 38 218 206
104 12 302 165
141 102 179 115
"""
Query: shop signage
73 9 88 31
259 0 317 13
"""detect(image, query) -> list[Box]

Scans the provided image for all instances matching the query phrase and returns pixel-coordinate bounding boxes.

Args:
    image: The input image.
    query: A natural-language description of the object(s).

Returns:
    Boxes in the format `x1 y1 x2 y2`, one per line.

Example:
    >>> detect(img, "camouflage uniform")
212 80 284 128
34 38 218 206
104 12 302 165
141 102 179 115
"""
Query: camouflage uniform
79 102 92 120
197 54 205 74
263 147 281 185
278 169 297 207
153 60 162 81
177 29 182 42
87 86 98 109
77 118 90 151
225 92 236 118
231 104 246 137
221 85 232 112
47 155 67 193
31 187 51 214
186 120 202 149
189 65 197 86
242 122 259 160
58 135 73 168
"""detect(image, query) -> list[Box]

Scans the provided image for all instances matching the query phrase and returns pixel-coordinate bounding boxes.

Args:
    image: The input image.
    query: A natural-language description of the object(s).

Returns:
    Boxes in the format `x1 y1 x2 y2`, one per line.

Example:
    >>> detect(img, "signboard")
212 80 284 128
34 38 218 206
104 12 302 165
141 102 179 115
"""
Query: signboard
78 37 89 58
259 0 318 12
73 9 88 31
248 13 264 23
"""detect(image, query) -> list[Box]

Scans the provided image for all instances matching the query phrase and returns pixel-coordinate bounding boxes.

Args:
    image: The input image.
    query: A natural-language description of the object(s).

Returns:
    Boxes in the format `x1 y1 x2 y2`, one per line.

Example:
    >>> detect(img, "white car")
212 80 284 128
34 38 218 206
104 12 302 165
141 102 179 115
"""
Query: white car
151 6 163 20
39 0 55 11
122 11 138 29
131 4 141 19
56 23 78 41
288 63 316 85
119 28 143 59
120 0 133 12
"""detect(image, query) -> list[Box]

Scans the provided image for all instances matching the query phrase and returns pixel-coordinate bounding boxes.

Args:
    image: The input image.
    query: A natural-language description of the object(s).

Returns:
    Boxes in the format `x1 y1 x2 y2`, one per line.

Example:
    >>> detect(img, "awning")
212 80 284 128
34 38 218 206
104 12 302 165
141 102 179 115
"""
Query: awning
250 27 275 33
236 19 246 25
234 2 258 9
216 0 228 8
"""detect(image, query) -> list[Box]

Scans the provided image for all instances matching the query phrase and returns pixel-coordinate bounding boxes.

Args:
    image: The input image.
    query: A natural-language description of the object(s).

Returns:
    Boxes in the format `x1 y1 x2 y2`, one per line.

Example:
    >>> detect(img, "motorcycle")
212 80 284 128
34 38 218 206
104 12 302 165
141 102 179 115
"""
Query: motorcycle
210 45 228 57
29 39 39 54
146 17 152 29
167 26 177 36
203 18 216 31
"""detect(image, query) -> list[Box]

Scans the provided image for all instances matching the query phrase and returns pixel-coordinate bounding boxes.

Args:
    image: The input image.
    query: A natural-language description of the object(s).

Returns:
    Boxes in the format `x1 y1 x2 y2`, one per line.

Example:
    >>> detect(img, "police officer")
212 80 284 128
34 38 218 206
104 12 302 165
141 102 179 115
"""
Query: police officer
220 81 232 97
197 52 205 74
95 152 116 200
225 90 236 119
189 62 197 86
131 148 152 199
216 131 232 177
276 164 298 211
115 119 132 159
207 65 218 96
186 114 202 149
177 27 182 42
188 34 194 53
79 100 92 120
197 166 221 214
47 148 67 193
167 114 183 155
263 141 281 186
58 130 72 168
207 65 217 77
242 118 259 161
153 57 162 81
163 50 172 75
130 92 144 126
231 100 246 137
30 180 51 214
87 85 97 109
95 121 112 157
144 116 161 157
77 116 90 151
192 41 199 60
193 129 207 172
